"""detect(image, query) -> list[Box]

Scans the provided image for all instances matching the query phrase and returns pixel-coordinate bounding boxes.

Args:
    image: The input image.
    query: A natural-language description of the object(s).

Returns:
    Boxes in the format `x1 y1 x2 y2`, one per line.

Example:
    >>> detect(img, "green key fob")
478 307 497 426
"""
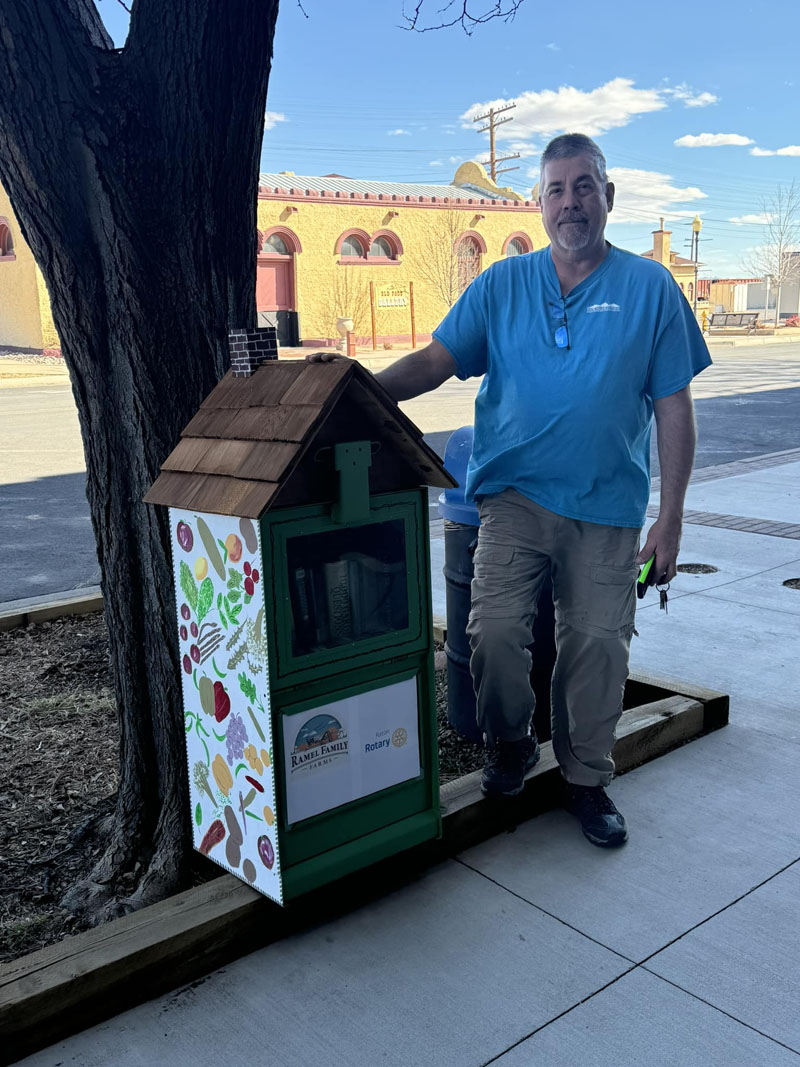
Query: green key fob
637 554 655 599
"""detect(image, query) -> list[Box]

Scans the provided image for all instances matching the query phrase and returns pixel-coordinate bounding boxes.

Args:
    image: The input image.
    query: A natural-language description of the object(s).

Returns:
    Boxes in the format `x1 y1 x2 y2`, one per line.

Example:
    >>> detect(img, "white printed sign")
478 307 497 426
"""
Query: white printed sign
283 677 421 824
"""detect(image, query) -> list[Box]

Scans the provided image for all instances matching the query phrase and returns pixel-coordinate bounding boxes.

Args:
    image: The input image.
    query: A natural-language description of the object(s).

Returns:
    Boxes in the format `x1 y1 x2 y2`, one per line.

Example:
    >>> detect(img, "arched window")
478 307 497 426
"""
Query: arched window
502 232 533 257
679 282 685 293
369 236 394 259
0 220 14 258
342 234 365 258
264 233 289 255
335 228 371 262
259 227 302 255
457 236 482 293
688 282 694 304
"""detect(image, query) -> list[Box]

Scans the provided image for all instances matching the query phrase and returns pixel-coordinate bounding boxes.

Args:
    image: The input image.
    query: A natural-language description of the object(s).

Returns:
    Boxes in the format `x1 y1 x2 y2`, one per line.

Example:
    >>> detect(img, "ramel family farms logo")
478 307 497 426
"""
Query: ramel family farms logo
291 714 349 775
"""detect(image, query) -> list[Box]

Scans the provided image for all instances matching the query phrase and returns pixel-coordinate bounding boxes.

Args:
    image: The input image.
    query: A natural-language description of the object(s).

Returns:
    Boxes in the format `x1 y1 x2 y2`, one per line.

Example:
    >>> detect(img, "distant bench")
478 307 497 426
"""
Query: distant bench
707 312 759 334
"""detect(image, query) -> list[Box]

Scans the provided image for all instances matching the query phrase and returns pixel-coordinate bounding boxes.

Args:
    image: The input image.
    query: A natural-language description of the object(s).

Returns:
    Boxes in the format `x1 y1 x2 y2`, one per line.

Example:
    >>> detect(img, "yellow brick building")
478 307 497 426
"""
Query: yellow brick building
0 184 59 353
0 162 546 354
255 162 546 347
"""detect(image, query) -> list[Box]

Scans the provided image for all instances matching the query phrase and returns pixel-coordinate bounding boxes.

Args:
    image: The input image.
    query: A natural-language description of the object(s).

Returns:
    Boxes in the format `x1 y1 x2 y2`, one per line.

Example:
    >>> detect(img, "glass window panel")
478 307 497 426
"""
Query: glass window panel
341 235 364 258
287 520 409 656
265 233 289 254
369 236 393 258
505 238 525 257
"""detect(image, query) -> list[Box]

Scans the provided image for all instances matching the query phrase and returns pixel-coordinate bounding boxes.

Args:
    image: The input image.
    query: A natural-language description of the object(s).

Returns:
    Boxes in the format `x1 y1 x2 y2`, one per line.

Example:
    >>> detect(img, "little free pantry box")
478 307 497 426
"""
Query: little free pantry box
145 329 455 905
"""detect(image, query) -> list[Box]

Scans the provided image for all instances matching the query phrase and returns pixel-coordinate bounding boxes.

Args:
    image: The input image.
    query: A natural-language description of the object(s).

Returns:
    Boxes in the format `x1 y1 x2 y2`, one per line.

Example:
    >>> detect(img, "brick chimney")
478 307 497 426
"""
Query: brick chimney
229 327 278 378
652 217 671 268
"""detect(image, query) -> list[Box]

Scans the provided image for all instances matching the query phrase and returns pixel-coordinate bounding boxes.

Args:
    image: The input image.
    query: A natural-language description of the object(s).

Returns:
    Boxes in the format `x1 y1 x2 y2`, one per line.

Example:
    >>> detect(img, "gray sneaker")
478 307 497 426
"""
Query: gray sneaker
481 735 541 798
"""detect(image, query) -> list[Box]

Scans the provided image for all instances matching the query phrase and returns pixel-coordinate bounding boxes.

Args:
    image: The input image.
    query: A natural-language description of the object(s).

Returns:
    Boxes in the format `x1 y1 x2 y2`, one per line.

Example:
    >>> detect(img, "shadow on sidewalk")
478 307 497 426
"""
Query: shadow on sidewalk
0 472 99 603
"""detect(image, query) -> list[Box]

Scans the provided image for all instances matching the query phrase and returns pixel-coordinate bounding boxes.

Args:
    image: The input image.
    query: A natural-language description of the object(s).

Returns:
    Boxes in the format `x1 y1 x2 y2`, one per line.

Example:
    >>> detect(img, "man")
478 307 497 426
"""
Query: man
310 132 710 847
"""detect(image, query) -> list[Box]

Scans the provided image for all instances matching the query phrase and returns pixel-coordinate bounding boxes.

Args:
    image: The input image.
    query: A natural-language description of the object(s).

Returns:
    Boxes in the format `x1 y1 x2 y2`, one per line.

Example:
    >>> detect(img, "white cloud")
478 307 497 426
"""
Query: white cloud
545 42 560 51
263 111 286 131
507 140 539 158
387 128 410 136
605 167 706 225
750 144 800 156
729 213 774 225
675 132 753 147
666 84 719 108
429 160 443 167
448 156 463 165
460 79 721 143
461 79 667 139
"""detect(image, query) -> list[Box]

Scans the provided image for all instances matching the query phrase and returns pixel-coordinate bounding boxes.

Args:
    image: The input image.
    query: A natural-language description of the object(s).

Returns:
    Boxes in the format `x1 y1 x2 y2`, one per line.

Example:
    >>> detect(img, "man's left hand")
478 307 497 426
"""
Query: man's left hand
636 515 682 584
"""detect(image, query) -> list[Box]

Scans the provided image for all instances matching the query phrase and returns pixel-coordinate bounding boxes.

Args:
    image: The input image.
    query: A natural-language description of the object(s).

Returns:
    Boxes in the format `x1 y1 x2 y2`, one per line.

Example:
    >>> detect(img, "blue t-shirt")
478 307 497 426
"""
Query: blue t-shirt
432 244 711 528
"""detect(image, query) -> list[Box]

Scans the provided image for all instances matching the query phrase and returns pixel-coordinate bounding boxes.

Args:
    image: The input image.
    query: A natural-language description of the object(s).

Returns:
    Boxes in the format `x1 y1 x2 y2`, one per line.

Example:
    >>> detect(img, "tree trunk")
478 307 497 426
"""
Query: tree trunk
0 0 279 919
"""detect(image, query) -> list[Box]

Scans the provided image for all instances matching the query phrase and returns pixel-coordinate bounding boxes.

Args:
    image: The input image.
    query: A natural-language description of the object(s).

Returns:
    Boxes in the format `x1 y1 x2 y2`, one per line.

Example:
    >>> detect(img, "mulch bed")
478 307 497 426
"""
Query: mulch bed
0 614 118 963
0 613 484 963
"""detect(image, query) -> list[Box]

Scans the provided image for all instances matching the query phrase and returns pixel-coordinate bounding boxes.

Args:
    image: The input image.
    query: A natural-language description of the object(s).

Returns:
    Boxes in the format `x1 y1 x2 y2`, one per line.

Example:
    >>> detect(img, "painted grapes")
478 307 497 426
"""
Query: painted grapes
169 508 281 904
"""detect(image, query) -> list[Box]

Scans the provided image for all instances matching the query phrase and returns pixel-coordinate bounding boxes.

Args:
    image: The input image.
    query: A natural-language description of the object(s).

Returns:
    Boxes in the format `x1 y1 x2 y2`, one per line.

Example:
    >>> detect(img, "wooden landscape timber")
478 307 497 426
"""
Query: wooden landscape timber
0 673 728 1065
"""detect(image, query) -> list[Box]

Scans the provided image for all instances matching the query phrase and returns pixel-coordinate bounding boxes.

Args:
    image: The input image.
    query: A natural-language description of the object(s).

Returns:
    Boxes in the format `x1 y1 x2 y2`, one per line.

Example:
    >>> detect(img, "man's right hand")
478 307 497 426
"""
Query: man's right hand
305 351 351 364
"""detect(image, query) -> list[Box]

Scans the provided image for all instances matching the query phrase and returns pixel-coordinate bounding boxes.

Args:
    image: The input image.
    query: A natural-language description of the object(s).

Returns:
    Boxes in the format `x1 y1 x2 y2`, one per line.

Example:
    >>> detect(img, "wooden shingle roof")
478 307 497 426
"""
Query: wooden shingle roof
144 359 456 518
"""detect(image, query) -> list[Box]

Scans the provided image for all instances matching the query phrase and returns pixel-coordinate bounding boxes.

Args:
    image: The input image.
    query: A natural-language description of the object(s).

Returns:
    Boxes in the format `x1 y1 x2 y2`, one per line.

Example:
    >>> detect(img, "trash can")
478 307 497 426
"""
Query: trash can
438 426 557 745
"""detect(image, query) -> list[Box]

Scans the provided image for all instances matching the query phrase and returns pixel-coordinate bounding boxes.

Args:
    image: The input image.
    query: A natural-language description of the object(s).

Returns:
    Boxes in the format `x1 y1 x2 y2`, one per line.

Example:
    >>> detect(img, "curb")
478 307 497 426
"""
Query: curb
0 588 103 631
0 672 728 1064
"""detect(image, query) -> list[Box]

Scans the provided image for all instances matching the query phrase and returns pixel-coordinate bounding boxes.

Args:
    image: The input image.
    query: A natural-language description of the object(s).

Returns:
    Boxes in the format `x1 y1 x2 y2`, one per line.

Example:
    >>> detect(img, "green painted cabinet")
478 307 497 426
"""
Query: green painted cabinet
146 346 455 905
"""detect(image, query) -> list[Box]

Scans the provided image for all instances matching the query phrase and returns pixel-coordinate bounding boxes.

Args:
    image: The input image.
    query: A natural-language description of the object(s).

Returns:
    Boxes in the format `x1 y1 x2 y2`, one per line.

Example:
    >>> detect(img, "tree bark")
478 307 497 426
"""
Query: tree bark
0 0 279 919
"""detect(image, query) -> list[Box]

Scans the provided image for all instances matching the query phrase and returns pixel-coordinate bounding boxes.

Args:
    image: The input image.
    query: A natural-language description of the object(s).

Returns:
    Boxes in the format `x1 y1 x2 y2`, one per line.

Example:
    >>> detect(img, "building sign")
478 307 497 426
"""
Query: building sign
283 677 420 824
376 284 409 309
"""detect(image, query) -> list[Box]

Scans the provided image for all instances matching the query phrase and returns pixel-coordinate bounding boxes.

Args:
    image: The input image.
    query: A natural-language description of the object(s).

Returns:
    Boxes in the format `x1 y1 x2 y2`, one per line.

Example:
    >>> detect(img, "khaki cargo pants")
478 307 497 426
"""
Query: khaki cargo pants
466 489 641 787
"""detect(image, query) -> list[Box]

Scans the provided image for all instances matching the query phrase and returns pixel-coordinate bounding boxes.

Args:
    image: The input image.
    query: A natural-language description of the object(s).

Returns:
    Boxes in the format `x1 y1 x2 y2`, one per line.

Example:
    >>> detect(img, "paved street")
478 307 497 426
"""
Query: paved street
1 342 799 604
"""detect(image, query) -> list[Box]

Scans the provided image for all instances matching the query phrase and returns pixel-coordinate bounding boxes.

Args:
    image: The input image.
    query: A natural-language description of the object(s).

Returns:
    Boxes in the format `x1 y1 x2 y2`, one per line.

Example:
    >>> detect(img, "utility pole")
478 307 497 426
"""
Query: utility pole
473 103 520 182
691 215 702 316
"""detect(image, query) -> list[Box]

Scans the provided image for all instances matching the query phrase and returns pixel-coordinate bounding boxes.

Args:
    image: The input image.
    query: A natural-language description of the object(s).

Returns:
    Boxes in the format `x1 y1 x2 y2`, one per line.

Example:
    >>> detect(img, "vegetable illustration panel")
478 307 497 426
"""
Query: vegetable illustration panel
170 508 281 905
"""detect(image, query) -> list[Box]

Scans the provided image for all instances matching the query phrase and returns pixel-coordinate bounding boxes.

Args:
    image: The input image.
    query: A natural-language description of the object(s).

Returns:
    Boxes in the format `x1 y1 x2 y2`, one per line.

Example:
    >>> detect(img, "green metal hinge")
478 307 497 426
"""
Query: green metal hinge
332 441 373 524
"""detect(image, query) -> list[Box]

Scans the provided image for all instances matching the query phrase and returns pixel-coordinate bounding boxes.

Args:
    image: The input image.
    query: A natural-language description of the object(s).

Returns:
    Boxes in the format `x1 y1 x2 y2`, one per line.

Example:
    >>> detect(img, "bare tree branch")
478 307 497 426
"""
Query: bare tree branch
402 0 525 33
741 181 800 324
415 209 472 309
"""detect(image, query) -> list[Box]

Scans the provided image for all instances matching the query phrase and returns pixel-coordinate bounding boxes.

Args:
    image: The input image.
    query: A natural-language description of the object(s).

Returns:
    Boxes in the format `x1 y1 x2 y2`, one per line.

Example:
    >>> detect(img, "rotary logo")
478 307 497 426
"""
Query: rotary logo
392 728 408 748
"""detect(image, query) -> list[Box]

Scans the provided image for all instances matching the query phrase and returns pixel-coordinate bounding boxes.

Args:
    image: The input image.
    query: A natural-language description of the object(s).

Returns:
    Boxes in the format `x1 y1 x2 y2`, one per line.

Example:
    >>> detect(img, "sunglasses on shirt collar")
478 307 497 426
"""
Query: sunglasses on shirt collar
549 301 570 350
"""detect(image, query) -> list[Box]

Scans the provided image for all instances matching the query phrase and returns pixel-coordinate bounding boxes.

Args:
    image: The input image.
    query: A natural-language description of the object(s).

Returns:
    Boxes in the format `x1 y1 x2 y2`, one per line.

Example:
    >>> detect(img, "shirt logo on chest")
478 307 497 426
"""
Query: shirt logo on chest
586 302 621 313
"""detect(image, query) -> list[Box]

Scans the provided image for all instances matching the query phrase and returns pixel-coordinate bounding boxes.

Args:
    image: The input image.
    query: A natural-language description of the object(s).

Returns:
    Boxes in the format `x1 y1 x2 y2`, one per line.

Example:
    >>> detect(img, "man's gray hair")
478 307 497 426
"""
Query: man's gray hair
539 134 607 186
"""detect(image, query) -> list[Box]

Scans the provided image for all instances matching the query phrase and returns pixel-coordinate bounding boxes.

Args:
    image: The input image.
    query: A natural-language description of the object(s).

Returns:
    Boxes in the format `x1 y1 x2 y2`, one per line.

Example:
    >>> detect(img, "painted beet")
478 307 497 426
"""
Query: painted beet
257 834 275 870
176 521 193 552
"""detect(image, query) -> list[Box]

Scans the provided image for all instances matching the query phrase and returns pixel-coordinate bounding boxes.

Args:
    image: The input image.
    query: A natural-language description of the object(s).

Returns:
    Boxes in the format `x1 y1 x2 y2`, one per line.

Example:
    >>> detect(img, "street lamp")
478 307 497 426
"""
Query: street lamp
692 215 702 316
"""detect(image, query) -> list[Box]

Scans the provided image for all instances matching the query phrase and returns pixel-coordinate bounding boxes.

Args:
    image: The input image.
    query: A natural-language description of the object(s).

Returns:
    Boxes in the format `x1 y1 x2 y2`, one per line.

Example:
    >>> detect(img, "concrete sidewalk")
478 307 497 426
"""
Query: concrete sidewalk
17 460 800 1064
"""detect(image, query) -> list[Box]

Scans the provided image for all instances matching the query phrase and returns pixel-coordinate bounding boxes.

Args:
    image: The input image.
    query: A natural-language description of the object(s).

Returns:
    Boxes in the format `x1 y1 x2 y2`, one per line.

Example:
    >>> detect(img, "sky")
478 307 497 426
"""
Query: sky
99 0 800 279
